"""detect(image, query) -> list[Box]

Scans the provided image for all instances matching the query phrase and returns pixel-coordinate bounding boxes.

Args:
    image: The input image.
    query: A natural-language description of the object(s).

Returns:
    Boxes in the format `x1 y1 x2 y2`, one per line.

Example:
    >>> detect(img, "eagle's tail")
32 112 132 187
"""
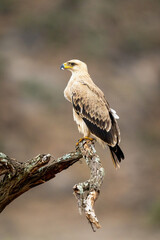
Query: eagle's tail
109 145 125 168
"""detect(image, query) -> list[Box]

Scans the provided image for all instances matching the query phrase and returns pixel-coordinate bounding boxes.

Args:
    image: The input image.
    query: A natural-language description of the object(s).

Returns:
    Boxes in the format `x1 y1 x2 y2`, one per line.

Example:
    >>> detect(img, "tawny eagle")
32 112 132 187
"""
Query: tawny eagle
60 59 124 168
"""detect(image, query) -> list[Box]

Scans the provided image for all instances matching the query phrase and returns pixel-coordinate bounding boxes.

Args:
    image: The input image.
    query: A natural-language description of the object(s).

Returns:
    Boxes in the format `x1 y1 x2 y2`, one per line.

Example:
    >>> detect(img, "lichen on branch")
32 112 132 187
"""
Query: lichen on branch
73 139 105 231
0 139 105 231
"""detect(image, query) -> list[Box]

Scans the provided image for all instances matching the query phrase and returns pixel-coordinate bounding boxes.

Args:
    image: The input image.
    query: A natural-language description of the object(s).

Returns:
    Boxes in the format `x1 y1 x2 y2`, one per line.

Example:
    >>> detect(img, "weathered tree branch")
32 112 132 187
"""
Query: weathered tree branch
0 151 82 213
0 139 104 230
73 139 105 231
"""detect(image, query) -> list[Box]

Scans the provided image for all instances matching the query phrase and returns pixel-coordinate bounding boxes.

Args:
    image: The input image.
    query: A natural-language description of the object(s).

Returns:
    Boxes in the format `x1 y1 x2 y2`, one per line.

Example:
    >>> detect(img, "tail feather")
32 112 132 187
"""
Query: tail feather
109 145 125 168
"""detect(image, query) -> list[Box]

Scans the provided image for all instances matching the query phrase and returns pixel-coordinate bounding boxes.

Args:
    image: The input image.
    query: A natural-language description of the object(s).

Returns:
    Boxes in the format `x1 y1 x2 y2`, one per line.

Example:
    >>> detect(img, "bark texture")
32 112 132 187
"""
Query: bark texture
0 151 82 213
74 139 105 230
0 139 104 230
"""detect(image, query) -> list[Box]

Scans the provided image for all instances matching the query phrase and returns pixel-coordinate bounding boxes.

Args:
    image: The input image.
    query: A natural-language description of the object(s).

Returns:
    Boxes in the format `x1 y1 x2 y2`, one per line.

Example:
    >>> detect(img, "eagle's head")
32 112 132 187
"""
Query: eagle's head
60 59 88 73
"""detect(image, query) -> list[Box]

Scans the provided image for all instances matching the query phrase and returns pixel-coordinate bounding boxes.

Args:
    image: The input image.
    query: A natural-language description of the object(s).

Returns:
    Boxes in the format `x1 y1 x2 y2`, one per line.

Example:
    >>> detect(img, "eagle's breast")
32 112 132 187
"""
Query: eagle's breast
64 86 71 102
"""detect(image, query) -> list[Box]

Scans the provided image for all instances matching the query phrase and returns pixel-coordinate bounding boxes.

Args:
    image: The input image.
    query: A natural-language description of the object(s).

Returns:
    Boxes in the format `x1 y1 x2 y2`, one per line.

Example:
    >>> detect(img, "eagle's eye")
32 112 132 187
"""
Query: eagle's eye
69 62 76 66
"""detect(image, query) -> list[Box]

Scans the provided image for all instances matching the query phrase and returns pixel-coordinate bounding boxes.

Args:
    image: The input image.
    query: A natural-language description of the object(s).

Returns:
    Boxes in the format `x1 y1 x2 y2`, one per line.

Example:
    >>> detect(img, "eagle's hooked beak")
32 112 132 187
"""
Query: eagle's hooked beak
60 62 72 70
60 63 65 70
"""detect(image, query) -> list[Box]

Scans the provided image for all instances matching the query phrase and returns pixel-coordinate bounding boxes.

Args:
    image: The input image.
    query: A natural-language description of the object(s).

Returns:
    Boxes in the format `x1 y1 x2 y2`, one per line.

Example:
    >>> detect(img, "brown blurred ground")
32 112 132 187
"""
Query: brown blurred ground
0 0 160 239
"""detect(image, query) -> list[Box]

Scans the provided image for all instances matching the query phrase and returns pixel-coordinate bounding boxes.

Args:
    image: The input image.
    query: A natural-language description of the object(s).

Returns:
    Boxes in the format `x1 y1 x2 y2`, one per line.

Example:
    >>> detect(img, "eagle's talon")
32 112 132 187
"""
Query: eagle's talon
76 137 94 146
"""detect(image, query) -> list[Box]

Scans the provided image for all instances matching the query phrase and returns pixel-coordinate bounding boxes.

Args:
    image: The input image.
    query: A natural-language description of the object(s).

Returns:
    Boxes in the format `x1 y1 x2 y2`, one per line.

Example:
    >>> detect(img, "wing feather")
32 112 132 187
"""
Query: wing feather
71 81 120 146
72 82 111 131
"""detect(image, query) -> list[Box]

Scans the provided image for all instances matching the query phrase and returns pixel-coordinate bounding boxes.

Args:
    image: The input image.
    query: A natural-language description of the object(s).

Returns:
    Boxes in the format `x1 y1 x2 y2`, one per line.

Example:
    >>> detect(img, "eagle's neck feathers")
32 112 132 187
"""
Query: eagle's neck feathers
64 71 92 102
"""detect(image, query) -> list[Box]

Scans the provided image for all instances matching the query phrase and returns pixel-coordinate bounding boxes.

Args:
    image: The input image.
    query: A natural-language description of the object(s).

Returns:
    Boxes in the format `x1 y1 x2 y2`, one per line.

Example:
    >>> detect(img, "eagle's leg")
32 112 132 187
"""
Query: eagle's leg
76 121 94 145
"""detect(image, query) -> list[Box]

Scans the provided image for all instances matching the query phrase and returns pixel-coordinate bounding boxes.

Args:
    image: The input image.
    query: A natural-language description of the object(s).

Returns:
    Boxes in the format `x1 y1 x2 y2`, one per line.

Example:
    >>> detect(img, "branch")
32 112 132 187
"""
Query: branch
73 139 105 231
0 151 82 213
0 140 105 231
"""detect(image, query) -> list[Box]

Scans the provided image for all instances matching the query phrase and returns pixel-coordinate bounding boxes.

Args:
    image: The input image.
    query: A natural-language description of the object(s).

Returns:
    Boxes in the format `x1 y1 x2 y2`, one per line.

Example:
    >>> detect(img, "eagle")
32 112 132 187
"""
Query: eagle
60 59 124 168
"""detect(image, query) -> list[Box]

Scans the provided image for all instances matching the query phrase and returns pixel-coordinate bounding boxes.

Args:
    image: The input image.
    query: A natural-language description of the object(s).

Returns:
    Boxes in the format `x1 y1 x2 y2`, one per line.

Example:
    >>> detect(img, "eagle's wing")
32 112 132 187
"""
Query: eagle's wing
71 81 120 147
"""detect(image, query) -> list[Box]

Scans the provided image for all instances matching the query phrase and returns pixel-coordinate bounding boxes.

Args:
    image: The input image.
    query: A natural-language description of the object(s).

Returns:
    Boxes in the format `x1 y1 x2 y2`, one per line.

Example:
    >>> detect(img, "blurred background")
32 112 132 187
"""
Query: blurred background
0 0 160 239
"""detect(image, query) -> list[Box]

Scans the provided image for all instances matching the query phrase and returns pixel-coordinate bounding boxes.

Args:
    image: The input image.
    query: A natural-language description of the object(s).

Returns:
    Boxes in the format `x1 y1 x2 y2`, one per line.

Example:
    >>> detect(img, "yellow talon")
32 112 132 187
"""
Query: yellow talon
84 137 94 141
76 137 94 146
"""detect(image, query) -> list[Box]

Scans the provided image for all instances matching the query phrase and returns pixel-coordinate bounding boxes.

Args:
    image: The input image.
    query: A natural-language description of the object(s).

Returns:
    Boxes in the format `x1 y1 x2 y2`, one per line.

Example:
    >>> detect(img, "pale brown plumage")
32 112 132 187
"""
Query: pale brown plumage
60 59 124 168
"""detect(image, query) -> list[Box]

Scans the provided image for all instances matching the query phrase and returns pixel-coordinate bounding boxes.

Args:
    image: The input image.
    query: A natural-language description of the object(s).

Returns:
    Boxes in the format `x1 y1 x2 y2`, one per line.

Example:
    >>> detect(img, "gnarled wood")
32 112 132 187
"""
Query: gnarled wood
0 140 104 231
74 139 105 231
0 151 82 213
